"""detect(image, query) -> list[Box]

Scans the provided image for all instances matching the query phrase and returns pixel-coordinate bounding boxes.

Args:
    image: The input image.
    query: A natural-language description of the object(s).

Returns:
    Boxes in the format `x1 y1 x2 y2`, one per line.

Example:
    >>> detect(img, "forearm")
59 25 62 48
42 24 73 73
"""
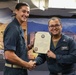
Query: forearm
56 54 76 64
35 54 46 65
4 50 29 68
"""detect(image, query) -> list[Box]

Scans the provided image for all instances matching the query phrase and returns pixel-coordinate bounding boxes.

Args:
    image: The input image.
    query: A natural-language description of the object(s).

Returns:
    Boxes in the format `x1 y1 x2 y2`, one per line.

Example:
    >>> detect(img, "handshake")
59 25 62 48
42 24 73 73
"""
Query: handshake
27 60 36 70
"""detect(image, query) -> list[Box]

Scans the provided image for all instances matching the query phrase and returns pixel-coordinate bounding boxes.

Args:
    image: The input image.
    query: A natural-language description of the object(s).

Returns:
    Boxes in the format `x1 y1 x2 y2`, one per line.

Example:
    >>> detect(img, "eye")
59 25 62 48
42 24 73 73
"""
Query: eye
22 10 30 14
55 24 60 26
49 24 60 28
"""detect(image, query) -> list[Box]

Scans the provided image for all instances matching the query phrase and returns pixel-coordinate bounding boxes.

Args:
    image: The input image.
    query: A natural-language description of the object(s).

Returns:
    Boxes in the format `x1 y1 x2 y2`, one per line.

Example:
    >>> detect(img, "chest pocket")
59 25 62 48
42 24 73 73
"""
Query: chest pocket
61 46 68 50
60 46 69 55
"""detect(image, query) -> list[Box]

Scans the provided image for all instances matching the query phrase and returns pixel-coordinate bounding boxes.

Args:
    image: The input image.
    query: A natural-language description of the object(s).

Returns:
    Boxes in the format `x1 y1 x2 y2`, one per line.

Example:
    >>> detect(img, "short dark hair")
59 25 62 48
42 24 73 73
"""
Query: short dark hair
15 2 30 10
48 17 62 25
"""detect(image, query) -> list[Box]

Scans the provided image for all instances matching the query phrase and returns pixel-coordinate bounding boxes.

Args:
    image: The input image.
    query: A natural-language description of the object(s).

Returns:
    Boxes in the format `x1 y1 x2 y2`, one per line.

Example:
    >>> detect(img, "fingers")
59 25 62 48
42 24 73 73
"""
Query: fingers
47 50 56 59
47 50 50 52
27 44 33 50
28 60 36 70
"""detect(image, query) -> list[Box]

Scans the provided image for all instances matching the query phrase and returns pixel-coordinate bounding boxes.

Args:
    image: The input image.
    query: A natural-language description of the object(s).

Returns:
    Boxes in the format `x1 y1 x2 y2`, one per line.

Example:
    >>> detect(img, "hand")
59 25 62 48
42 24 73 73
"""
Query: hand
27 38 35 50
28 50 35 60
27 60 36 70
27 44 33 50
47 50 56 59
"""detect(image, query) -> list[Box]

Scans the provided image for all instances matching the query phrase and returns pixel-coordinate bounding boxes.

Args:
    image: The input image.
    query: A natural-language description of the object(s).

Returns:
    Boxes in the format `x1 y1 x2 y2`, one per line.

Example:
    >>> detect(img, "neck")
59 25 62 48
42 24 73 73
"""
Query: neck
52 34 61 40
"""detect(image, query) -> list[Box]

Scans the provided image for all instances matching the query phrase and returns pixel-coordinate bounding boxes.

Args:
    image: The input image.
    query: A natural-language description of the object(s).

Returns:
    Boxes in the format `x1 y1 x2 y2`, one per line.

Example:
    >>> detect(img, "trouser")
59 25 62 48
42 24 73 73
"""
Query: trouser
4 66 28 75
50 71 76 75
50 73 62 75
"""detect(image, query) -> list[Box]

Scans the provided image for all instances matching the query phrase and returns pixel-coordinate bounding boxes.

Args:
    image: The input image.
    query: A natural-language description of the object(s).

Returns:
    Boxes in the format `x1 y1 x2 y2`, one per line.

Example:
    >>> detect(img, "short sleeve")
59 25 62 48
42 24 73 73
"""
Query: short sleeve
4 25 19 51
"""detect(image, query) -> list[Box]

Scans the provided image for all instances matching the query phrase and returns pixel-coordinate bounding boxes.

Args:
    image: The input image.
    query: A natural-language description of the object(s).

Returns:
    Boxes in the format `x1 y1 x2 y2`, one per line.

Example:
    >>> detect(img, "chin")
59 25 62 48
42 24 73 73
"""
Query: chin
21 20 26 23
22 18 27 22
52 34 58 36
53 33 58 35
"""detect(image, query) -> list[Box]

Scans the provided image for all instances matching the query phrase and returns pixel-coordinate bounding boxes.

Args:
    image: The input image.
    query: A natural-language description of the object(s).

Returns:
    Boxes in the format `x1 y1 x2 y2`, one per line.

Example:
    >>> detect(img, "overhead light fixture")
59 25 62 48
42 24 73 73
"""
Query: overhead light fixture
69 11 76 13
31 0 49 11
17 0 19 3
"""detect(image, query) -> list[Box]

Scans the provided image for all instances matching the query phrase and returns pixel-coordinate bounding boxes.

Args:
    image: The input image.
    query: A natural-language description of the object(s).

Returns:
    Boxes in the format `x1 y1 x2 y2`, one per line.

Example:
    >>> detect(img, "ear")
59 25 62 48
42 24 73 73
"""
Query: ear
61 25 62 28
14 9 18 15
61 24 63 30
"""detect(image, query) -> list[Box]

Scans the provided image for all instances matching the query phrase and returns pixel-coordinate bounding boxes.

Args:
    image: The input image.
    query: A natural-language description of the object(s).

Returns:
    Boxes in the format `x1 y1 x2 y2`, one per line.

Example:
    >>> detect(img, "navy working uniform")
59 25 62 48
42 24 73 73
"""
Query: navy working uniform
35 34 76 75
3 18 28 75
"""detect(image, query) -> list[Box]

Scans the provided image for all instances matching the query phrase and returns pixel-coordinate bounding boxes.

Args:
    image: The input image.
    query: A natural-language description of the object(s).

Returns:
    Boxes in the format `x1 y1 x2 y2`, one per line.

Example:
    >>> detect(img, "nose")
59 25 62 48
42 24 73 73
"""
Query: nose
53 26 57 29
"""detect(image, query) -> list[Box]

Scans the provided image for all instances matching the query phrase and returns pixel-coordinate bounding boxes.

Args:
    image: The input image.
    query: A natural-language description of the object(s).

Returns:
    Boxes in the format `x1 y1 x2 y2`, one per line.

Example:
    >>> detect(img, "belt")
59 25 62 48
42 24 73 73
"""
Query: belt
5 63 25 69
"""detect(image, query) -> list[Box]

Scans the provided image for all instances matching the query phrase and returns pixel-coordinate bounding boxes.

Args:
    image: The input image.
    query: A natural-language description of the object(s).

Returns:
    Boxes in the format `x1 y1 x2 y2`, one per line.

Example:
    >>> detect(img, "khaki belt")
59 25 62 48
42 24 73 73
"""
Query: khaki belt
5 63 24 69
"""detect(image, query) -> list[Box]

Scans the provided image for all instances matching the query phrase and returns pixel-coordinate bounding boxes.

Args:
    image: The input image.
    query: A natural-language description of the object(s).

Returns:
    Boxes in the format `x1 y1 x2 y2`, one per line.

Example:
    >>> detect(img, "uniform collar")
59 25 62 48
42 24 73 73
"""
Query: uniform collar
60 34 67 42
51 34 68 49
13 18 21 27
